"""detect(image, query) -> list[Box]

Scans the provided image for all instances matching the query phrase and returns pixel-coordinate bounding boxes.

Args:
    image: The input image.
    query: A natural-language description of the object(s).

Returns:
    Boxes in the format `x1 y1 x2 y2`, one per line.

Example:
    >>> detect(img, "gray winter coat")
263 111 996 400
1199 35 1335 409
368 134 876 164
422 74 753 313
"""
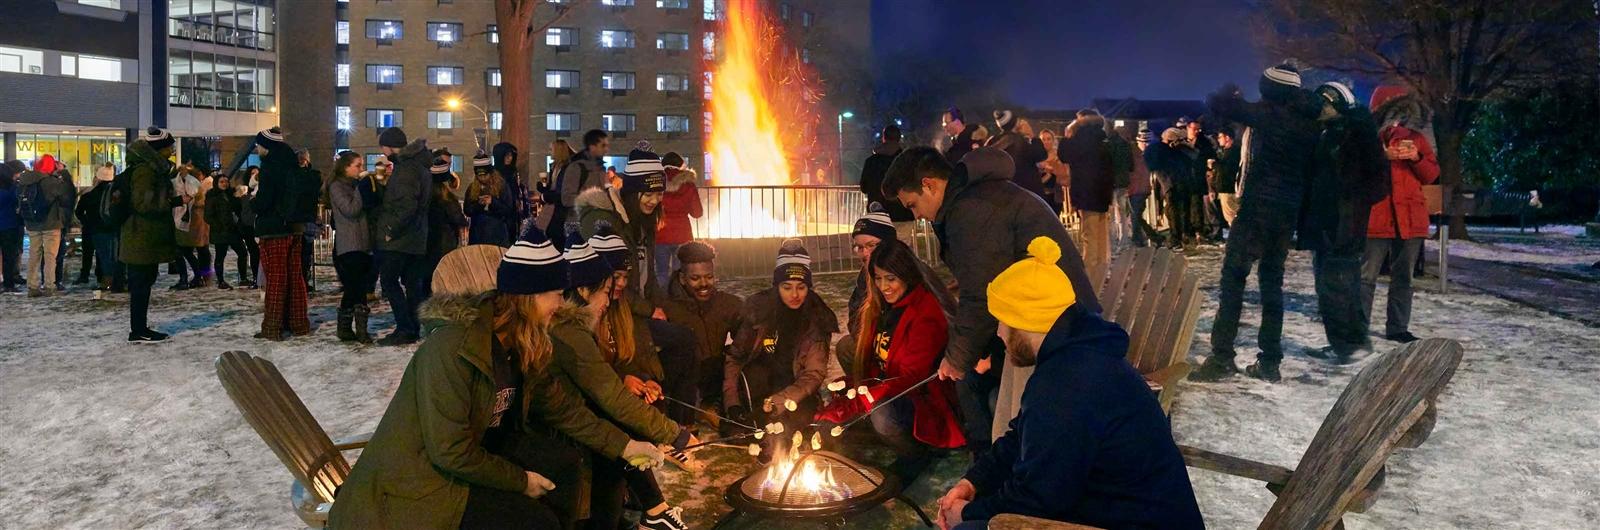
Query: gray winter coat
376 139 432 255
558 150 607 218
329 177 371 255
934 147 1102 372
17 170 74 231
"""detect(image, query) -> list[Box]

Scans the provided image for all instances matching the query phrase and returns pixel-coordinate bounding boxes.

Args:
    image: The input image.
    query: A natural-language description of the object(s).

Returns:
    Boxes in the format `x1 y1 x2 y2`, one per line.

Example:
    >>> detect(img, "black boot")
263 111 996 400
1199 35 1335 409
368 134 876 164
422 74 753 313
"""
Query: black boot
336 307 357 342
1188 354 1239 382
1245 359 1282 382
353 304 373 344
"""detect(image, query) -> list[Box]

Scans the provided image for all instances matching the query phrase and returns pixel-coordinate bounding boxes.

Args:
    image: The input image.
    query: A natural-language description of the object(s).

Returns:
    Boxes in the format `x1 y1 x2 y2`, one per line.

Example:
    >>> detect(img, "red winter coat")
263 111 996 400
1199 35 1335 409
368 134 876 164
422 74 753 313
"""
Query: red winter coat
1367 126 1439 240
657 168 702 245
860 286 966 449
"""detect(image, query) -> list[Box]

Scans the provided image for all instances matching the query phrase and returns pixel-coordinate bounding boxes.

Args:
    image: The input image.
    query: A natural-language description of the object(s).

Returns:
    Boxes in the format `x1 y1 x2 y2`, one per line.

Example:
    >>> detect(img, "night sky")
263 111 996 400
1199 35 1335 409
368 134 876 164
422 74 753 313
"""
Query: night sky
872 0 1266 109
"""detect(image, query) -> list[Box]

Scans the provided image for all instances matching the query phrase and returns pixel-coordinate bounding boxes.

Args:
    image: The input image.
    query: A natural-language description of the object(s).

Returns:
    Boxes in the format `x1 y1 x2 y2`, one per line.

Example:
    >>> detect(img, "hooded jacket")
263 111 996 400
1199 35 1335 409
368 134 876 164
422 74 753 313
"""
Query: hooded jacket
1060 124 1114 213
490 142 526 226
546 304 682 446
1208 83 1323 225
657 167 703 246
426 186 468 258
934 147 1101 372
0 164 20 232
1298 107 1390 252
1367 125 1439 240
724 288 838 407
986 130 1048 201
17 155 75 231
376 138 433 255
330 296 633 530
119 140 179 265
859 141 914 222
576 186 663 312
961 306 1203 529
855 286 965 449
1144 140 1198 197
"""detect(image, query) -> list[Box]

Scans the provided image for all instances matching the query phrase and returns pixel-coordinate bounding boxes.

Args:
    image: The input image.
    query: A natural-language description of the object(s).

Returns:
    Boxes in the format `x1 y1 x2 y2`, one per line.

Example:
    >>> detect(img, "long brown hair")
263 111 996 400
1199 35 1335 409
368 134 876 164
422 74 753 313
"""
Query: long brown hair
550 139 575 173
465 168 505 202
493 293 556 373
324 151 362 206
852 239 927 378
597 297 637 366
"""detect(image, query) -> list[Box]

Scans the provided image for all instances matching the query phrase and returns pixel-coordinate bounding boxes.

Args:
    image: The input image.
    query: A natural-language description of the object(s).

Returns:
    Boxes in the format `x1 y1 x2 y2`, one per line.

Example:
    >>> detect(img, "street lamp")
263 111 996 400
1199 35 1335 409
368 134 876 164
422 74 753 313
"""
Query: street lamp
445 97 490 152
837 111 854 183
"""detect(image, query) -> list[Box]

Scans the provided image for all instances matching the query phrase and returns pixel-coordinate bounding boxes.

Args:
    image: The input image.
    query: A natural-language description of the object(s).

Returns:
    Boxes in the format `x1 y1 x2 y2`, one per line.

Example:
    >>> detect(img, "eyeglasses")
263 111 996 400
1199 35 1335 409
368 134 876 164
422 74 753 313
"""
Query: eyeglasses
852 242 880 253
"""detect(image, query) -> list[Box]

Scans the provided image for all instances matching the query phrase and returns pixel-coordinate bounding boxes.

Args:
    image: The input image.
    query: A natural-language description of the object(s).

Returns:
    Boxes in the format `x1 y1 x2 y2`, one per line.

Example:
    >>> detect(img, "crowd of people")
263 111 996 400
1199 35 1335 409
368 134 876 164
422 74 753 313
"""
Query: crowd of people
0 60 1442 529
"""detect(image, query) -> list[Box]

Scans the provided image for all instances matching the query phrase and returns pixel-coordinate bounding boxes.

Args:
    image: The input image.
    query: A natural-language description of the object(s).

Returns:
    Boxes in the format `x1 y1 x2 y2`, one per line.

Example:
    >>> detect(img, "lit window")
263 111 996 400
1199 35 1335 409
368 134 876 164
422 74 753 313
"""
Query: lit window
428 66 464 85
702 0 716 20
546 28 575 47
602 0 635 5
656 32 689 51
490 112 503 130
366 64 402 84
428 111 456 129
602 114 636 132
336 21 350 44
702 32 715 60
427 22 463 43
780 3 790 19
487 25 499 44
703 71 713 101
367 109 403 128
73 0 122 8
61 56 77 76
600 30 635 49
656 73 689 92
545 70 578 89
77 55 122 82
486 68 501 87
335 64 350 87
802 11 813 27
364 20 402 40
657 0 689 7
336 106 352 130
657 115 690 133
547 112 578 131
601 71 635 90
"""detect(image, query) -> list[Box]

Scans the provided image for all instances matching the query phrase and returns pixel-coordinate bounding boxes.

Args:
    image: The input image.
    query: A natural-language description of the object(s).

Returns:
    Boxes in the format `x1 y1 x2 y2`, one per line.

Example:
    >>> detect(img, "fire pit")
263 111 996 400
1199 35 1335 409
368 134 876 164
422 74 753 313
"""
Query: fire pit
715 451 934 528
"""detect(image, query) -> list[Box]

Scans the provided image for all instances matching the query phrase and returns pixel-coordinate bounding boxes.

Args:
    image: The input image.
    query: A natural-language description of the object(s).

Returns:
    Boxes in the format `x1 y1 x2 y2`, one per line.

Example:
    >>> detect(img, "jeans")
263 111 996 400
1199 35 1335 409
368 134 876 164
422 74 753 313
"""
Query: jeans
214 236 248 284
870 395 932 482
2 227 25 288
26 229 61 290
1128 193 1151 247
175 246 209 282
301 233 315 286
1361 238 1423 337
379 252 429 336
1314 248 1369 352
53 228 68 286
77 230 95 282
127 263 158 333
238 224 260 282
653 243 679 291
334 251 374 310
956 341 1004 456
1210 219 1294 362
648 319 701 425
93 232 125 290
1165 192 1202 245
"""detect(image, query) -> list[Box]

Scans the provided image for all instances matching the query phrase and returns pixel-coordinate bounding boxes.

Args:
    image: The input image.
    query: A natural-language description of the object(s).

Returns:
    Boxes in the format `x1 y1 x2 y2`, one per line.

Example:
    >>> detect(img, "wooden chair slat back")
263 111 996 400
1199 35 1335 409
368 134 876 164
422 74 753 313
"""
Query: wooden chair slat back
1158 274 1205 373
430 245 508 298
1259 339 1463 530
1110 248 1157 325
1097 246 1144 316
1131 254 1187 372
1123 249 1173 365
216 351 349 504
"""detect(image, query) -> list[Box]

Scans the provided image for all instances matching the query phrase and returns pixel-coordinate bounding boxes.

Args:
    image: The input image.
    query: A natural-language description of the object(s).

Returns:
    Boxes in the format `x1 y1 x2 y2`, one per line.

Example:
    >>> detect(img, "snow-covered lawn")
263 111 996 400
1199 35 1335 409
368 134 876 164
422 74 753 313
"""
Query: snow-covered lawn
0 242 1595 529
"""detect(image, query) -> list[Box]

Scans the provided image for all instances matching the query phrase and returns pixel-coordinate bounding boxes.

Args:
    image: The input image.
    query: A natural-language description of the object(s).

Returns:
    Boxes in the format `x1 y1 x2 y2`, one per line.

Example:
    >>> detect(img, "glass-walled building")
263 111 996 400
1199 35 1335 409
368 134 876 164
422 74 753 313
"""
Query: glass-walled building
13 133 127 188
167 0 277 113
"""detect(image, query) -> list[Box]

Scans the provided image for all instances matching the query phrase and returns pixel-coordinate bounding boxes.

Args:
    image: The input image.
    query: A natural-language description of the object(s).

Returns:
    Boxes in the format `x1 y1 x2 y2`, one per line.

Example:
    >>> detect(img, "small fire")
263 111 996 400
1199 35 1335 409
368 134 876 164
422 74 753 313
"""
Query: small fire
759 453 853 502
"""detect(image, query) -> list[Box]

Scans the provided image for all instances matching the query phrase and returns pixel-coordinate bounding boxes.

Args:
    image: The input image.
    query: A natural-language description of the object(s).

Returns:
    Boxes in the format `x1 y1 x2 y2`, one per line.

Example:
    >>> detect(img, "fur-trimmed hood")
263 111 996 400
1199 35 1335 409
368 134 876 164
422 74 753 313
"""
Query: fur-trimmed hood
665 167 697 192
575 185 628 224
420 292 495 330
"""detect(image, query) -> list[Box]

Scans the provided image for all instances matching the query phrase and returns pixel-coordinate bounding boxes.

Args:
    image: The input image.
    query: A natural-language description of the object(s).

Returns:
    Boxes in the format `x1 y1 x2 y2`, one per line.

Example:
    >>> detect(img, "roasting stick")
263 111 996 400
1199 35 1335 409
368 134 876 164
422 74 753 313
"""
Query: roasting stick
679 431 760 452
658 394 762 432
830 372 942 436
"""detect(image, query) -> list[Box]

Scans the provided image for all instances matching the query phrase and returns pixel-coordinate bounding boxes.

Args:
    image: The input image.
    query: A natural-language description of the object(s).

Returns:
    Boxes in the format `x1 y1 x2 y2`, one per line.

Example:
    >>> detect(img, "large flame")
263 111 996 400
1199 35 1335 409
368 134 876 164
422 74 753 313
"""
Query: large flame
703 0 821 238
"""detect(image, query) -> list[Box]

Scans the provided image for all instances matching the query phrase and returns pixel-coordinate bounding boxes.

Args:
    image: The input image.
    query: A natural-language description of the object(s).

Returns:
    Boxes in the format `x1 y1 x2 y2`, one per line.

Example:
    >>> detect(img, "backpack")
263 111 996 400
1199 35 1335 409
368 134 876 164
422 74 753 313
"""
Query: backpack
19 178 50 225
100 166 136 228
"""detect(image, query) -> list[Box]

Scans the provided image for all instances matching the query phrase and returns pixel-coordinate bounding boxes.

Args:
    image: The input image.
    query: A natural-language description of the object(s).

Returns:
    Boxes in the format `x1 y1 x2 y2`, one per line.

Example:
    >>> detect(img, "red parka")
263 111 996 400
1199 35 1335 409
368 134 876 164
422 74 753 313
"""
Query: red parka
858 286 966 449
656 167 703 245
1366 126 1439 240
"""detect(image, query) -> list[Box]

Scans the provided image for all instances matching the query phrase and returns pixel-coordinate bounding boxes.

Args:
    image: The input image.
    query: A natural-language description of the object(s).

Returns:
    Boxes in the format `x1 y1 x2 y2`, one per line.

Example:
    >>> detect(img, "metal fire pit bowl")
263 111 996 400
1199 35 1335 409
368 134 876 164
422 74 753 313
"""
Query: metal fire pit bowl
714 451 934 528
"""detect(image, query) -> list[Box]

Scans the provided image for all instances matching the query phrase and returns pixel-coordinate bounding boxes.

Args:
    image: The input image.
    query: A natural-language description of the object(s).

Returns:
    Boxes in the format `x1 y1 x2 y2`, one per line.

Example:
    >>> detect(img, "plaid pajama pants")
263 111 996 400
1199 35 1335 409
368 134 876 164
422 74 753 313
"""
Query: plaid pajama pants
260 236 310 337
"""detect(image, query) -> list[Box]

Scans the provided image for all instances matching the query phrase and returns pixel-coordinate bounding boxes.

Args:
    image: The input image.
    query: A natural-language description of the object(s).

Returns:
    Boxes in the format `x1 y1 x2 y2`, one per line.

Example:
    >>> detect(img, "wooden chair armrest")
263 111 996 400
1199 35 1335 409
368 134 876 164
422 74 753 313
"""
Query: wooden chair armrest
1179 444 1293 487
1143 362 1191 393
333 432 374 452
989 513 1103 530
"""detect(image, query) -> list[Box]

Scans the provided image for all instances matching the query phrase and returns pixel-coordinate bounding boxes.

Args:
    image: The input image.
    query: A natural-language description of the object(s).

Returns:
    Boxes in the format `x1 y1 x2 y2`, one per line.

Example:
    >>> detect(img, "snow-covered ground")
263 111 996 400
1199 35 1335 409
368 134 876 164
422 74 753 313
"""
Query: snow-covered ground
0 239 1596 529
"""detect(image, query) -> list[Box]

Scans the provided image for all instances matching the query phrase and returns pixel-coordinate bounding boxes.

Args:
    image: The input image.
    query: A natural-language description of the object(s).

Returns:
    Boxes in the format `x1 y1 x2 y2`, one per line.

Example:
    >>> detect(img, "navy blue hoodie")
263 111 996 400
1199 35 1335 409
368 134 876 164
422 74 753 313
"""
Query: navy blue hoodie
962 306 1203 529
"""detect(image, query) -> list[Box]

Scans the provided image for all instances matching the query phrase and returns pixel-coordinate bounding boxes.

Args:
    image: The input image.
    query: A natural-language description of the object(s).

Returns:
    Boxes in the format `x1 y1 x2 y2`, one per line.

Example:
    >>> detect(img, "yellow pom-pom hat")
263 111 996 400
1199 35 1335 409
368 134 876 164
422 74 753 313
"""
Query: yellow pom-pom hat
986 237 1077 333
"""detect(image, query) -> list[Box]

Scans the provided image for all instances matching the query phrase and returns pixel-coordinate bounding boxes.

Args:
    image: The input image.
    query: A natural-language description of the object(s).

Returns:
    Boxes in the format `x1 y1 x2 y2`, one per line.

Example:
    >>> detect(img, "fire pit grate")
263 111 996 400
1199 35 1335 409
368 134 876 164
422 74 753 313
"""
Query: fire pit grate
715 451 934 528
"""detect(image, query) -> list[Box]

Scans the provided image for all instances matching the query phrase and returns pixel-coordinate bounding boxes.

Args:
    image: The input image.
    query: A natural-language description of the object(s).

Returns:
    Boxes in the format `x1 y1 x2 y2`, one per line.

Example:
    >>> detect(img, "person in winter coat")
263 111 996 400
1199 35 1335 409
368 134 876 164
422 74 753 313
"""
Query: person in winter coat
329 226 664 530
325 152 375 342
465 153 516 247
985 111 1049 202
880 145 1102 456
204 172 247 290
942 107 982 166
18 154 74 297
250 127 316 340
1036 128 1066 213
1124 128 1157 247
557 130 611 235
490 142 528 233
859 125 916 238
538 140 575 232
0 162 23 292
424 158 469 300
1145 128 1202 249
296 150 323 292
374 127 434 345
75 163 120 289
1061 110 1115 281
1298 82 1392 364
576 147 668 311
171 164 211 290
1212 127 1243 226
816 239 965 485
233 166 261 289
1191 63 1324 382
1187 119 1225 241
121 129 181 342
549 235 695 530
841 205 954 375
654 152 702 289
1105 121 1136 228
936 237 1203 530
723 239 839 440
662 241 744 414
1362 98 1440 346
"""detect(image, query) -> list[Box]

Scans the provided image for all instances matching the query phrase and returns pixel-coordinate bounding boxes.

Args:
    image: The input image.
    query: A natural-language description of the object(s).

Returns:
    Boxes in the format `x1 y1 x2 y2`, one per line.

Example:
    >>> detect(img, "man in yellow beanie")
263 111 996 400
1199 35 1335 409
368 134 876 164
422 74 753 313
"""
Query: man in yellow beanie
936 237 1202 530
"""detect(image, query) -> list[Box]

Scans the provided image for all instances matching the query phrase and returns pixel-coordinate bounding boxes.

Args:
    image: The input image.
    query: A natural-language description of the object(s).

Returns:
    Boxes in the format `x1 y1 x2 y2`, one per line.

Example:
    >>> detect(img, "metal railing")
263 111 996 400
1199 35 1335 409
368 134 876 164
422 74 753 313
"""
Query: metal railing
169 18 276 51
168 86 275 113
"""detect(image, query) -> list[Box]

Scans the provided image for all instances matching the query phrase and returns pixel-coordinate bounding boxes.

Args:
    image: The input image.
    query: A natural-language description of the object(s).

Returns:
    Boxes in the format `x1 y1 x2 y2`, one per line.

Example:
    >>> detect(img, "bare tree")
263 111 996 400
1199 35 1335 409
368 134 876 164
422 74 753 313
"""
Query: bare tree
1255 0 1595 238
494 0 577 176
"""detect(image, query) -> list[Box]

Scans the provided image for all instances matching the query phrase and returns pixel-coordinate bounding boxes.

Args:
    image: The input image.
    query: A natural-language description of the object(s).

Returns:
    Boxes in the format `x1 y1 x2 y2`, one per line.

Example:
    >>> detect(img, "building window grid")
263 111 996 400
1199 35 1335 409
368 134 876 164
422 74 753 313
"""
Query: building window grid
364 19 402 40
335 63 350 87
428 110 457 129
487 68 502 87
600 30 635 49
602 0 635 5
366 64 402 84
546 27 575 47
487 24 499 44
657 114 690 133
336 106 352 130
602 114 637 132
426 22 463 43
547 112 578 131
545 69 578 89
490 112 503 130
428 66 464 86
802 11 813 27
657 32 690 51
656 73 689 92
702 32 715 61
336 21 350 44
367 109 403 128
657 0 689 8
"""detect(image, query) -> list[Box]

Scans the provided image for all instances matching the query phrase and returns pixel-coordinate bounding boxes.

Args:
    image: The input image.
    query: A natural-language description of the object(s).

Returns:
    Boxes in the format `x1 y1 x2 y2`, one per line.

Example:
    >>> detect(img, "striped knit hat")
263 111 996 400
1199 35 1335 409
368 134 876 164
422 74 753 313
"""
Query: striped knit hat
472 152 493 168
1317 81 1357 110
563 230 614 289
621 145 666 193
498 225 568 295
1262 63 1302 88
588 222 631 272
143 127 175 151
852 202 896 243
255 127 286 149
430 157 450 175
773 238 813 287
993 110 1016 131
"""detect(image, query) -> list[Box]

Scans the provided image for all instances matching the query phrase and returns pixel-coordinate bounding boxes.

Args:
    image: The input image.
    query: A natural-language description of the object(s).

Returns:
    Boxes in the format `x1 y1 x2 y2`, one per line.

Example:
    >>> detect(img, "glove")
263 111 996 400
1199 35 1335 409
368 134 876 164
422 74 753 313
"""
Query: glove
522 471 555 499
623 439 663 469
813 395 867 424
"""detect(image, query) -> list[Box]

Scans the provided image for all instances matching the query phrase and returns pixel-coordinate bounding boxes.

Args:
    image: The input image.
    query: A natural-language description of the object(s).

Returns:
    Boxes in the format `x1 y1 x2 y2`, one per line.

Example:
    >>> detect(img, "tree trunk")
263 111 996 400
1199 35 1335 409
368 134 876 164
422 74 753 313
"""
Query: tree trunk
494 0 534 183
1432 102 1476 241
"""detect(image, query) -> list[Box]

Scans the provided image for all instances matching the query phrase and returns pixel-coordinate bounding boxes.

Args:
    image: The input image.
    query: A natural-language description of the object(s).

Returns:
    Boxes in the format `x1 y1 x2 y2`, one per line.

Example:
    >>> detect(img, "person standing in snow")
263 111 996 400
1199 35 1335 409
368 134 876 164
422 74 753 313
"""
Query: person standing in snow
557 129 611 237
1212 127 1243 227
204 171 247 290
423 157 469 300
465 152 516 247
171 163 211 290
19 154 74 297
121 128 180 342
326 152 375 343
76 163 124 292
1361 92 1440 346
1145 128 1199 249
654 151 702 289
1190 63 1323 383
1060 109 1115 281
0 161 24 293
858 125 917 240
985 110 1048 201
373 126 433 346
234 166 261 289
251 127 316 341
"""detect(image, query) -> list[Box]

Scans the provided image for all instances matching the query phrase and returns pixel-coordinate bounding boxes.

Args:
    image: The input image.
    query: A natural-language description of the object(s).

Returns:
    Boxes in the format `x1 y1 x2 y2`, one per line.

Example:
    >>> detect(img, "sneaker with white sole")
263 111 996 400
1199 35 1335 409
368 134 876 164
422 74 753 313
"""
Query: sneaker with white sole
638 506 687 530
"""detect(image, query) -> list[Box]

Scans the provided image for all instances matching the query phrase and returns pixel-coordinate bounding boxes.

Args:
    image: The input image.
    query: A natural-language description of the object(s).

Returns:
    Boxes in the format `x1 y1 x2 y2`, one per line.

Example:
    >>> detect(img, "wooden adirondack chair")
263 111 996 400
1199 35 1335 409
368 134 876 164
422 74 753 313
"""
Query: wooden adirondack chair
1095 246 1204 413
989 338 1465 530
216 351 371 528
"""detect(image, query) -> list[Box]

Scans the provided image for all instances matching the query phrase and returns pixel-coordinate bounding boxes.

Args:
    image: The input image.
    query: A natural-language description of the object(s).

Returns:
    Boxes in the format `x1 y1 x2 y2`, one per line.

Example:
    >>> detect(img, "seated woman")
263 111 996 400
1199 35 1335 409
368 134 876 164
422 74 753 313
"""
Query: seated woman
329 226 662 530
546 232 695 530
724 239 838 438
839 204 953 374
815 239 965 485
935 238 1203 530
661 241 744 417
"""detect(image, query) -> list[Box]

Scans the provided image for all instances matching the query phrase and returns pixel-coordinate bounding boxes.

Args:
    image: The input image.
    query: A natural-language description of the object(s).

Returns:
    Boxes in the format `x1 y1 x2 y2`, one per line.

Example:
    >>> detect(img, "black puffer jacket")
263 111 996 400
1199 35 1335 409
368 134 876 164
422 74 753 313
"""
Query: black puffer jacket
858 142 912 222
1297 107 1390 252
1207 82 1322 224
